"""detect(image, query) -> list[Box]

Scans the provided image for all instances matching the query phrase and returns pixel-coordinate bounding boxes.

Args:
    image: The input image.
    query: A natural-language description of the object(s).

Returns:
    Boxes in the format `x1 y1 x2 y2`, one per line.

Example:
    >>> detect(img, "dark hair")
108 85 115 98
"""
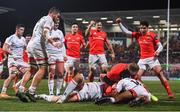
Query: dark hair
72 22 79 26
95 19 101 24
49 7 60 14
140 21 149 27
16 24 25 29
25 34 32 37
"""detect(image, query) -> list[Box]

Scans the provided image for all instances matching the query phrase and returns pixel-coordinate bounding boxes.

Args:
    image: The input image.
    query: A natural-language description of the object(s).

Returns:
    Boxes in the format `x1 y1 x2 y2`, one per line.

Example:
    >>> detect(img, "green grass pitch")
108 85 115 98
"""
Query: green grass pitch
0 79 180 111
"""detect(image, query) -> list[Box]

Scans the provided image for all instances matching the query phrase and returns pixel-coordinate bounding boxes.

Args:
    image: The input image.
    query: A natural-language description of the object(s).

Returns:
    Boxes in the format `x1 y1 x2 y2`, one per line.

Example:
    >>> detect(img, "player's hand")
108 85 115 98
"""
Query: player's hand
89 20 95 27
154 51 160 57
64 56 67 62
116 17 122 23
110 53 115 61
52 41 63 48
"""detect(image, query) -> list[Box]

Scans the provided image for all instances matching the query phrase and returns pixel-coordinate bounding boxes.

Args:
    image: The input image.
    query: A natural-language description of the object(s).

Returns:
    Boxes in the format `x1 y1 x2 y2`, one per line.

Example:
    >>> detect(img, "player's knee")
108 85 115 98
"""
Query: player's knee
10 70 19 76
49 73 55 79
73 73 83 84
57 73 64 78
9 74 17 79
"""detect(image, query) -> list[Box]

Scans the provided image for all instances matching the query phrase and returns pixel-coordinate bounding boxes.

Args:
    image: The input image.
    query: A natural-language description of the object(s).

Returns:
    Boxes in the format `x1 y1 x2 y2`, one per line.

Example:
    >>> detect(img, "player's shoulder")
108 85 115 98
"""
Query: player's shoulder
45 15 53 21
21 36 26 41
122 78 132 82
65 33 71 37
6 34 15 40
148 31 156 36
133 31 141 35
57 29 64 35
76 33 83 37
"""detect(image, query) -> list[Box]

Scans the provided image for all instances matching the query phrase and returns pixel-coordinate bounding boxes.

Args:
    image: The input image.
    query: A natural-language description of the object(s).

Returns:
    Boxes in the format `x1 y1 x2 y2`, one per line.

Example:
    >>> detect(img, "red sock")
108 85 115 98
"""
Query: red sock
67 75 72 83
164 80 173 95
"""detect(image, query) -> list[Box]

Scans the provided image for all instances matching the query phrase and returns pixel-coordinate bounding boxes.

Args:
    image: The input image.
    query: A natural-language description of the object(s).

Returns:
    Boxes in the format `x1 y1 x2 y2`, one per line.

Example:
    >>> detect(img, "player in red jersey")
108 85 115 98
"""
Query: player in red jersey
64 23 86 83
116 17 174 98
101 63 139 85
85 20 115 82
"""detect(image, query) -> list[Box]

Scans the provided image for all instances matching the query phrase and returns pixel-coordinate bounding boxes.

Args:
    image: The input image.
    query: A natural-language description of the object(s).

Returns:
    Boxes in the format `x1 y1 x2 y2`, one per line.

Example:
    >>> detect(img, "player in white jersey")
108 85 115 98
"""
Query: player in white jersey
12 34 36 94
46 21 66 95
17 7 61 102
37 70 106 103
0 24 30 98
95 78 151 106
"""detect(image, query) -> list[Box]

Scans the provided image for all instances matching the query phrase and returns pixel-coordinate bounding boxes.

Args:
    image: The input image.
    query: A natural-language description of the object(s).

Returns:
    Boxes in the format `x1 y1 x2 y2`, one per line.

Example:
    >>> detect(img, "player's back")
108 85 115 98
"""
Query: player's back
117 78 143 92
79 82 103 100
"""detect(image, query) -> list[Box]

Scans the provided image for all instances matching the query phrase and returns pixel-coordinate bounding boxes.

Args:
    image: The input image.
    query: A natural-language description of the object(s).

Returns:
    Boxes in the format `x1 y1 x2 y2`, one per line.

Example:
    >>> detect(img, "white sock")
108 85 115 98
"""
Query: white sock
110 97 116 103
1 87 7 93
19 86 25 93
40 94 53 102
62 79 77 101
56 78 63 95
28 86 36 94
15 79 22 87
48 80 54 95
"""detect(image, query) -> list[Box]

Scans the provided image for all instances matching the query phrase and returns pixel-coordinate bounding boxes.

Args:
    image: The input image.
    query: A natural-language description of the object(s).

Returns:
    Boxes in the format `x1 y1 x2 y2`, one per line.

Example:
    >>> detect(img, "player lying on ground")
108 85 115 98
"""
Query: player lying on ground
37 70 106 103
95 78 151 106
101 62 158 101
38 71 151 106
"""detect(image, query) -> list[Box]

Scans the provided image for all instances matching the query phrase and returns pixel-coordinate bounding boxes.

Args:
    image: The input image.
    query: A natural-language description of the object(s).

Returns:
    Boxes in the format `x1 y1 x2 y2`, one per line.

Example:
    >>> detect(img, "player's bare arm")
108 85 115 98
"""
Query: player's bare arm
85 20 95 37
43 27 62 48
2 53 7 63
3 43 12 55
155 41 163 57
106 39 115 60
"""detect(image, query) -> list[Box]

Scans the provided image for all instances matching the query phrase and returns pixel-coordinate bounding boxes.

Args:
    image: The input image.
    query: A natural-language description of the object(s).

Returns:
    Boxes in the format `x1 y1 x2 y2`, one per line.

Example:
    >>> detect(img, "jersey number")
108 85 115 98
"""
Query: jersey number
131 80 141 86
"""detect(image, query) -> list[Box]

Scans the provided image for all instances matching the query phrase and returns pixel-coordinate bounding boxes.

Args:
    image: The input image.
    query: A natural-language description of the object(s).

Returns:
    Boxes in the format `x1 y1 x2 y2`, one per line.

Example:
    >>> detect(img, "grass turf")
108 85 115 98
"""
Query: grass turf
0 79 180 111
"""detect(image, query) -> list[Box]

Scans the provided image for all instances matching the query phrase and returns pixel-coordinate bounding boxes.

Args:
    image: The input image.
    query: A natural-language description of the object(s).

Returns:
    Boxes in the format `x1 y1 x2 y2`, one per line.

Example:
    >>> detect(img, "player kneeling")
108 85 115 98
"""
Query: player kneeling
95 78 151 106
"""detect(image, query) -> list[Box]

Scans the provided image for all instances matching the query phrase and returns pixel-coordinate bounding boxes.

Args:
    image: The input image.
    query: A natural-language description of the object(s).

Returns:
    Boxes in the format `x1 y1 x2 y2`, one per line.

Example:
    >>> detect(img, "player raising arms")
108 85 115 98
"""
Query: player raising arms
116 17 174 98
85 20 115 82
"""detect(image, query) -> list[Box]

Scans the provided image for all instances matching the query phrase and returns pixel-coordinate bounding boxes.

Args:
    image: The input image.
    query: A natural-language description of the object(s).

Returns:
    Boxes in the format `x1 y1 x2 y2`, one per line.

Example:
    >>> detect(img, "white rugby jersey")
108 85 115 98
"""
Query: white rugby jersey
116 78 143 92
46 29 65 54
5 34 26 59
30 15 54 46
79 82 103 100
